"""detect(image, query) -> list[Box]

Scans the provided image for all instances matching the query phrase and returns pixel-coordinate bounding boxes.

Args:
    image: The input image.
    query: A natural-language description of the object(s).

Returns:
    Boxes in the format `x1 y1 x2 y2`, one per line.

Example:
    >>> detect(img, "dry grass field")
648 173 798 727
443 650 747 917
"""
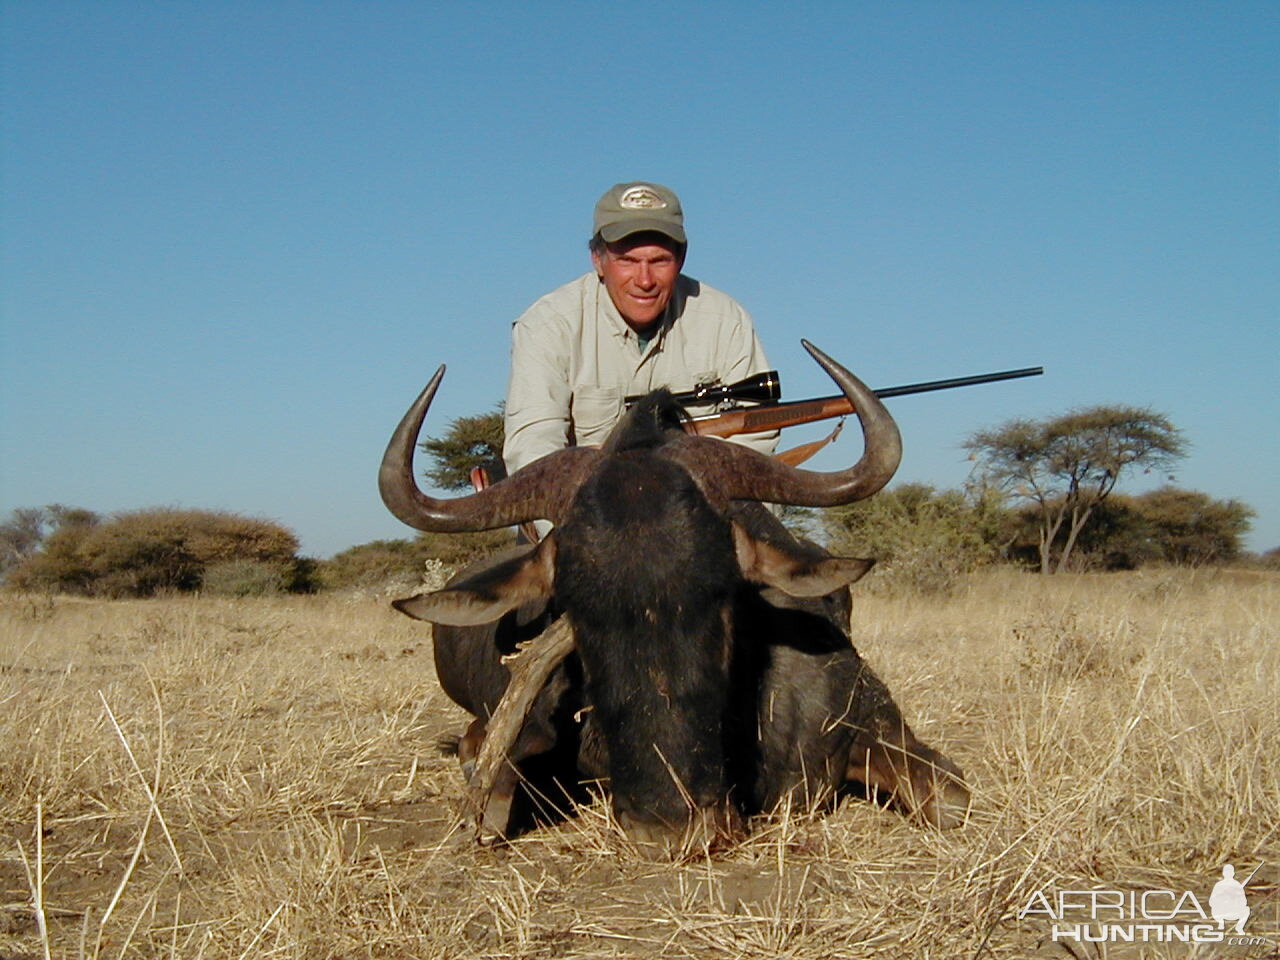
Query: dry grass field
1 567 1276 959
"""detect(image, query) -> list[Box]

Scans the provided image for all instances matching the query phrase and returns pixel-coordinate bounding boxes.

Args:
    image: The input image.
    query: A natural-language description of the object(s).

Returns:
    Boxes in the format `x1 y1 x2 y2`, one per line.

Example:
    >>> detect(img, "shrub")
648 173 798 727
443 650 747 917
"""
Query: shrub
821 483 1001 595
1019 487 1258 570
414 528 516 568
7 508 302 598
317 530 516 592
201 559 291 597
6 520 99 594
317 540 427 590
0 505 101 582
1133 487 1254 565
1013 609 1144 681
1055 496 1160 571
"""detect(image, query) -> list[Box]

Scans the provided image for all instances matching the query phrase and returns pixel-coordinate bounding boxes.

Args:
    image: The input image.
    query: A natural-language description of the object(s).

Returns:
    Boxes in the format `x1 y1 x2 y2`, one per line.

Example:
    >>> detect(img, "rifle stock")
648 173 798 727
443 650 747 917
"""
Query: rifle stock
688 395 854 438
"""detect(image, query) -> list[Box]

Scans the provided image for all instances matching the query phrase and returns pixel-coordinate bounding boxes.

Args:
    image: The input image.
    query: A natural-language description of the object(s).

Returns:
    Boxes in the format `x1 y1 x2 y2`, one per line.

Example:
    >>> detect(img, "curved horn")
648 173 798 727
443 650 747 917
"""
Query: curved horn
662 340 902 507
378 366 601 532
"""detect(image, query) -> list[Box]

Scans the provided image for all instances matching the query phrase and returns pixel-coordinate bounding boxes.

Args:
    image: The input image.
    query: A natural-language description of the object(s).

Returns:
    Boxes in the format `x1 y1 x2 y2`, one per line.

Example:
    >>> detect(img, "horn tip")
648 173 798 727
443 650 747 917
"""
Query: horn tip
800 339 834 366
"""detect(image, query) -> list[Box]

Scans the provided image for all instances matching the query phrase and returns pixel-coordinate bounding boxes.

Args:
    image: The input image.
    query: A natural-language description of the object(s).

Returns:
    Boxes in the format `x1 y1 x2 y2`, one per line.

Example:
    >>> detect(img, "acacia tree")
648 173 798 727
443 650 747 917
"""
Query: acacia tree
419 406 505 490
408 405 516 561
965 406 1186 574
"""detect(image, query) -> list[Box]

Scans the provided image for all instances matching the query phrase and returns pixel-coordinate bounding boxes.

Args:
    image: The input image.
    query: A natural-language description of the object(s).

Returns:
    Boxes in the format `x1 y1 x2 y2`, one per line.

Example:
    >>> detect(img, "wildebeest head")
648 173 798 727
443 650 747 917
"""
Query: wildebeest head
380 341 901 848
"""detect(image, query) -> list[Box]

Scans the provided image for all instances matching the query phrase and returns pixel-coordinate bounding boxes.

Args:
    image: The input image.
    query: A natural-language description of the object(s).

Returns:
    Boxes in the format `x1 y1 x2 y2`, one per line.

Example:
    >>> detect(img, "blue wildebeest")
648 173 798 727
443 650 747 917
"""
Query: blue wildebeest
379 341 969 851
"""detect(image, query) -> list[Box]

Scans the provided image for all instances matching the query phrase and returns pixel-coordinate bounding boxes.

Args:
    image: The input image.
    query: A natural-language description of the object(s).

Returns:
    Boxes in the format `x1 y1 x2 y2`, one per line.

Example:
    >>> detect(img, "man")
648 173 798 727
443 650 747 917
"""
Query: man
503 181 778 482
1210 864 1250 935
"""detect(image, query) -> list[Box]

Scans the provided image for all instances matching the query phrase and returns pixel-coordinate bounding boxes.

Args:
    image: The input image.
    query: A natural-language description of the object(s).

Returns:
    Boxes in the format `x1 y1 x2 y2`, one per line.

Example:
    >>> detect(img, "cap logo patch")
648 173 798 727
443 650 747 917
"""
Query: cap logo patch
619 186 667 210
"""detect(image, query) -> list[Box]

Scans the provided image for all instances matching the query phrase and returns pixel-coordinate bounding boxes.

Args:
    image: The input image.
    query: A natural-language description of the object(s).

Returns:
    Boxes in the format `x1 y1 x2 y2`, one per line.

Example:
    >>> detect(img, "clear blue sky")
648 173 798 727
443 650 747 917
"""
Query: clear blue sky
2 2 1277 558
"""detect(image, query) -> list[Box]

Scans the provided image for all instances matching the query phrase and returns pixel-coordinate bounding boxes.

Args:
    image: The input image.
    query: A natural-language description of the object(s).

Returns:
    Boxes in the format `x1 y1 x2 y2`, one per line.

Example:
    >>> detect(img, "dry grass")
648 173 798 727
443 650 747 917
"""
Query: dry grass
1 567 1276 958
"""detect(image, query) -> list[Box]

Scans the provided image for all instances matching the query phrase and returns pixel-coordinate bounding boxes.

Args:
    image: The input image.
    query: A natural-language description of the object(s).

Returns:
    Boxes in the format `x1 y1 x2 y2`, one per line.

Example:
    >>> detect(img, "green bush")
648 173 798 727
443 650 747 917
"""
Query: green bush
822 483 1001 595
201 559 291 597
1012 487 1257 571
1132 487 1254 565
317 540 426 590
316 529 515 591
413 528 516 568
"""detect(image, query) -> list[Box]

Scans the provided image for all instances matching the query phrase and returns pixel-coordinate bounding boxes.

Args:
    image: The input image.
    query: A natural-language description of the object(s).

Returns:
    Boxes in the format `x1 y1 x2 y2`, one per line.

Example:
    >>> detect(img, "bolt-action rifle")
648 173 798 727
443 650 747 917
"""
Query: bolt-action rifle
662 366 1044 439
625 365 1043 466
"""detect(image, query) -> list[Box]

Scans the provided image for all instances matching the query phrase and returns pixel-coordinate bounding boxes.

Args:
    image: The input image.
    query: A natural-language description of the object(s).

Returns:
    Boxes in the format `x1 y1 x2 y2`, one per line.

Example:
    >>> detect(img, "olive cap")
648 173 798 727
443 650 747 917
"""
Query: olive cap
592 181 686 244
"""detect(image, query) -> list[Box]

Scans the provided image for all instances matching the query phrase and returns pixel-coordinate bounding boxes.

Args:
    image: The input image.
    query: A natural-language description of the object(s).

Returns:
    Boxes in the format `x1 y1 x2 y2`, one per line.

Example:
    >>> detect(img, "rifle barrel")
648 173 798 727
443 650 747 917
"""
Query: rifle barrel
872 366 1044 399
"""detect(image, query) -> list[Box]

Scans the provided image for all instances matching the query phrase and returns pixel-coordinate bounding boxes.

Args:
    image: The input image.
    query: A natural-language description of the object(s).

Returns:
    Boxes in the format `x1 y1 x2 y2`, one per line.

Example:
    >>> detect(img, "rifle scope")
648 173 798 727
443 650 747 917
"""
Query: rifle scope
625 370 781 408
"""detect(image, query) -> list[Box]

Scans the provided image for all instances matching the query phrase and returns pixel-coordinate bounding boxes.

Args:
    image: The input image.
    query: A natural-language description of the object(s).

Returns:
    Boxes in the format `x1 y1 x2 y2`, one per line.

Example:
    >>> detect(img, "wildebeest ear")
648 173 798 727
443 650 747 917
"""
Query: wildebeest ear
731 522 874 597
392 535 557 626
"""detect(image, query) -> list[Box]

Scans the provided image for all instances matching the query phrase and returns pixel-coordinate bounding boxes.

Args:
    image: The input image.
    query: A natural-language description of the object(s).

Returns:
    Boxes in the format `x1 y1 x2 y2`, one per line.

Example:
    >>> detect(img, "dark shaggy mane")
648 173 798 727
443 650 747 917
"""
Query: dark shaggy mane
602 389 690 455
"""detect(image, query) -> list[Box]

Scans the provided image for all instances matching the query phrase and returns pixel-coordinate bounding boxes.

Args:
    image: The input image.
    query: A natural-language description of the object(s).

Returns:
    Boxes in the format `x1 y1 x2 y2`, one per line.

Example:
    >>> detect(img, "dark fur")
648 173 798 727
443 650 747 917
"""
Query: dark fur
418 392 966 840
557 450 740 825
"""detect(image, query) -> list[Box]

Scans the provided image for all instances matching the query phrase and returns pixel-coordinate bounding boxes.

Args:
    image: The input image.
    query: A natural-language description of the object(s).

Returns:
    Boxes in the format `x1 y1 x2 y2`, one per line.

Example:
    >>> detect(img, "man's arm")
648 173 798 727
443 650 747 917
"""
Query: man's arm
503 310 573 477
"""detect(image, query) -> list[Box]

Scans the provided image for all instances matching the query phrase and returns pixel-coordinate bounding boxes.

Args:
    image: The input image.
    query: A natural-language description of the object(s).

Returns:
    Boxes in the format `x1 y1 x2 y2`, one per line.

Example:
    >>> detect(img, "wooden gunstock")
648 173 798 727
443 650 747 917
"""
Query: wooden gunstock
686 395 854 439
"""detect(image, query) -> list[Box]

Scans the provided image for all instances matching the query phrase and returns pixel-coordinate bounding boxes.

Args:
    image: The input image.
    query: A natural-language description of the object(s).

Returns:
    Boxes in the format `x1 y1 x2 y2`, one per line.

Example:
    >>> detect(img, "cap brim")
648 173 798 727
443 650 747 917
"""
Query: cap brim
599 219 686 244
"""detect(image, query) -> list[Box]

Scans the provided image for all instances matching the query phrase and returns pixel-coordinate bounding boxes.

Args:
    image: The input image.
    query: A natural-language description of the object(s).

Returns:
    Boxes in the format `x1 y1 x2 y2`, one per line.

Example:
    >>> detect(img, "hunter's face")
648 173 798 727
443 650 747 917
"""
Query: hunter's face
591 234 682 333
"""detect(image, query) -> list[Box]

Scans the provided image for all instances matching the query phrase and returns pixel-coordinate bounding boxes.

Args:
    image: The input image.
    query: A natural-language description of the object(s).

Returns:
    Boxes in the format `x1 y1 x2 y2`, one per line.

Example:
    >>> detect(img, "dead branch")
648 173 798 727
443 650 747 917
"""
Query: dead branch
466 615 575 831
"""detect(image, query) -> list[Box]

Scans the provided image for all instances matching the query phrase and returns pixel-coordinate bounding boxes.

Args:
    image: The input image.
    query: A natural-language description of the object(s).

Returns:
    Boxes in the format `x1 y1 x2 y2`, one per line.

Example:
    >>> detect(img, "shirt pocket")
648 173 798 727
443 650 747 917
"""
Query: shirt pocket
570 385 624 447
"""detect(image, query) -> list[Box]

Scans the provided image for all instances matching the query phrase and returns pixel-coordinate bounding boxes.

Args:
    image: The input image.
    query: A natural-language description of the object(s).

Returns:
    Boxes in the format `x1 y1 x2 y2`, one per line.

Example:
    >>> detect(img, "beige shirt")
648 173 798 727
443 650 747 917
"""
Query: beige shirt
503 272 779 476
